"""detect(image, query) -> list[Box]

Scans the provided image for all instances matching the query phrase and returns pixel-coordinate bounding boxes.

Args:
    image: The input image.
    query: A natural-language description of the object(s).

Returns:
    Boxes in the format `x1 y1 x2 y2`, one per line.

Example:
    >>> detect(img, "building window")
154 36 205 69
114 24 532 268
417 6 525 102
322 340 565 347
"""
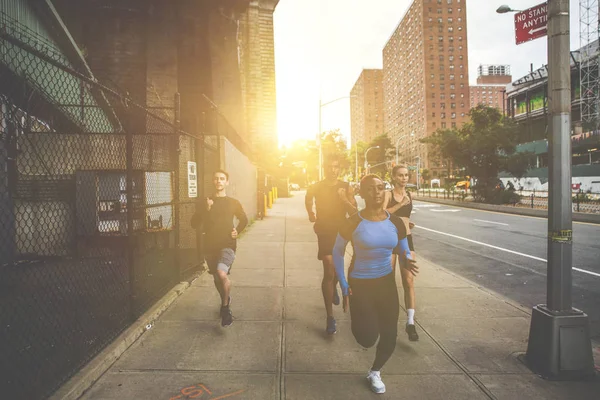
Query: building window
451 112 456 119
451 103 456 108
441 112 446 119
448 27 454 32
460 103 465 108
441 94 446 99
438 8 442 13
438 36 444 42
461 112 465 117
448 8 453 13
449 55 454 61
450 84 455 90
432 93 436 98
450 93 456 99
442 122 447 128
432 103 436 108
432 112 436 117
440 103 446 109
448 17 453 23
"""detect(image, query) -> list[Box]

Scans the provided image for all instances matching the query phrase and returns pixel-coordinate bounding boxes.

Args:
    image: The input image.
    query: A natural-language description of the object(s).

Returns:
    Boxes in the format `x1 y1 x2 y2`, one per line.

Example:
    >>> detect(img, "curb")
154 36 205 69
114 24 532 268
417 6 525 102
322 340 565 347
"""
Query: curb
50 272 203 400
413 196 600 224
418 255 600 351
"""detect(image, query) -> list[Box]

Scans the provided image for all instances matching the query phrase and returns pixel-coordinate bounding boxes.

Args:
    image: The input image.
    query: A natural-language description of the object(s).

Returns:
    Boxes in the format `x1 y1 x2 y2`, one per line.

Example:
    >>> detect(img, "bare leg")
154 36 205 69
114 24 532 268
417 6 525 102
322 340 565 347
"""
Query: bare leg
400 264 416 310
321 255 335 318
214 270 231 306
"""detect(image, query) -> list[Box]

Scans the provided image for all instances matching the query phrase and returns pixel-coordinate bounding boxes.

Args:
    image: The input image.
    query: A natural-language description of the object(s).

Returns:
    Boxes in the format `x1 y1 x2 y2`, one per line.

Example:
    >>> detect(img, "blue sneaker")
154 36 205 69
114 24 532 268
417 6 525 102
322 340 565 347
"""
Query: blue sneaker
326 316 337 335
332 284 340 306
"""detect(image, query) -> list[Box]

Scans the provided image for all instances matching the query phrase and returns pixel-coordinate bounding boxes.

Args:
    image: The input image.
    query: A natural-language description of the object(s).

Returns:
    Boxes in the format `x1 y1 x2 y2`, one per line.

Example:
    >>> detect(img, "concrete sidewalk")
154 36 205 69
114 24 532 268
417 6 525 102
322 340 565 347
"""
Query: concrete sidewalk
78 193 599 400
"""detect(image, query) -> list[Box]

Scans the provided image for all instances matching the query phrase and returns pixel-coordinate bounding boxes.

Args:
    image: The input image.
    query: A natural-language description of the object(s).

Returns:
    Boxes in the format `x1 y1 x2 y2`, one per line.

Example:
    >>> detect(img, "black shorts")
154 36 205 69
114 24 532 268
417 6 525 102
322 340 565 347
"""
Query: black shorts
205 248 235 275
315 230 338 260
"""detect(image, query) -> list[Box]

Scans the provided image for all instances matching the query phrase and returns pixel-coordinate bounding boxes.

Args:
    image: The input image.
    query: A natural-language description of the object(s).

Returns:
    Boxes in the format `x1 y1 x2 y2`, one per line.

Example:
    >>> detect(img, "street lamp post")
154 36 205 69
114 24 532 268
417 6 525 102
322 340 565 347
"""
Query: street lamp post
318 95 357 181
395 133 414 165
364 146 380 175
414 156 421 190
498 1 594 380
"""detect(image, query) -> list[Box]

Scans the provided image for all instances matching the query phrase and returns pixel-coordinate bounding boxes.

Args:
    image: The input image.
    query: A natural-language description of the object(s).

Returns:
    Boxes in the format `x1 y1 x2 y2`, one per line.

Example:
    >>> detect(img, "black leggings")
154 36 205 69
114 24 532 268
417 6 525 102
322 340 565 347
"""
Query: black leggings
349 273 400 371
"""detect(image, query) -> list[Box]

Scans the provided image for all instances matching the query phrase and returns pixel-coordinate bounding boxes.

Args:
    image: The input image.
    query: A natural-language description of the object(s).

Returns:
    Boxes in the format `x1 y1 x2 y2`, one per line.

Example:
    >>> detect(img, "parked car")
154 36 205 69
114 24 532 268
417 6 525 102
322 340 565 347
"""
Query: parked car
289 183 300 191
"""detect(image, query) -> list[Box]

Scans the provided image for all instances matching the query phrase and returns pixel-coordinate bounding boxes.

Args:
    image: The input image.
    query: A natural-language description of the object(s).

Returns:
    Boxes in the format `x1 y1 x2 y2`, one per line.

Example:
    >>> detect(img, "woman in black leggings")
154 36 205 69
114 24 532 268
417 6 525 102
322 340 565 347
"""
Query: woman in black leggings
384 164 419 341
333 174 418 394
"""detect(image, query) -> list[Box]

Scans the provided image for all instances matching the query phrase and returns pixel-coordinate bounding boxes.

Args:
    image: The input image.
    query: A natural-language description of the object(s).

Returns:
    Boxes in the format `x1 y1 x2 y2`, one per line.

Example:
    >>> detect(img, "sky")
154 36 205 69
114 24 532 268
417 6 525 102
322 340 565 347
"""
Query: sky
273 0 584 147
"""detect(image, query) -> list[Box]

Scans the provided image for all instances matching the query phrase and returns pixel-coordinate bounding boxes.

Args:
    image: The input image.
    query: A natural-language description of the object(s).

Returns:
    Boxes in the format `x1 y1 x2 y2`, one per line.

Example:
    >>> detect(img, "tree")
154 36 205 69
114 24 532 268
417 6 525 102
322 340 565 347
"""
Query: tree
365 134 395 178
422 105 532 203
321 129 349 167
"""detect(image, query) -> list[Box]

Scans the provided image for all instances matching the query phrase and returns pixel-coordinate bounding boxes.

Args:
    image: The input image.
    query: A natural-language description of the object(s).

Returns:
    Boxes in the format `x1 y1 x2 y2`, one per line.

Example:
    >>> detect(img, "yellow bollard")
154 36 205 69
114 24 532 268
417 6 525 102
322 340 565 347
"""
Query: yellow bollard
274 186 278 200
267 191 273 208
263 194 268 216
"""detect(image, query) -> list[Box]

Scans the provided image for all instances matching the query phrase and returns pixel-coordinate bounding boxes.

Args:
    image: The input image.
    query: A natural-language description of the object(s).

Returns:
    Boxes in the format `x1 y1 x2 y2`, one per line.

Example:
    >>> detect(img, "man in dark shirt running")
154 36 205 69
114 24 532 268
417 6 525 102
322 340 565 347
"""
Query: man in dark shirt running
192 169 248 327
305 156 357 335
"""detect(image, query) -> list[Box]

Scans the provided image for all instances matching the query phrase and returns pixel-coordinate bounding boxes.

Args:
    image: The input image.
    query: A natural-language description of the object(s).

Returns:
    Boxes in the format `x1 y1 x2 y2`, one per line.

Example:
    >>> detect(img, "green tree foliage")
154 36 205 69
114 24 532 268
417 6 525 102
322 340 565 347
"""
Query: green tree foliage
366 134 395 178
421 105 532 203
320 129 349 167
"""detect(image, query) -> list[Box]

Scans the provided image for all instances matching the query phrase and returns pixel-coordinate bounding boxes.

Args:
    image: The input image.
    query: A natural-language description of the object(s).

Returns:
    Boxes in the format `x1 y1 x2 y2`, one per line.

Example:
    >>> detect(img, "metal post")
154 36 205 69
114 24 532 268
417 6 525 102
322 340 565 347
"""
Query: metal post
125 113 136 320
173 93 181 281
525 0 594 379
355 142 358 181
318 98 322 181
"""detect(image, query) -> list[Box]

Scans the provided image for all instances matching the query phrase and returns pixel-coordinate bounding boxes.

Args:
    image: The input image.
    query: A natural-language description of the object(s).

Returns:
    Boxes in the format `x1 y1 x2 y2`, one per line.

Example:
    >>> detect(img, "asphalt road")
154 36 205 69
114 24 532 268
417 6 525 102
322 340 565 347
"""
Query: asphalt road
407 200 600 340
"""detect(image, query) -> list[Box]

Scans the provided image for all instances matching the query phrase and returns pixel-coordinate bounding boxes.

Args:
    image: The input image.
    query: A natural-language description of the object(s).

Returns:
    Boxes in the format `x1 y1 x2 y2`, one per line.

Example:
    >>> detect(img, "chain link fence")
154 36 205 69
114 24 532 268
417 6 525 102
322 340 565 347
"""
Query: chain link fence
0 12 222 399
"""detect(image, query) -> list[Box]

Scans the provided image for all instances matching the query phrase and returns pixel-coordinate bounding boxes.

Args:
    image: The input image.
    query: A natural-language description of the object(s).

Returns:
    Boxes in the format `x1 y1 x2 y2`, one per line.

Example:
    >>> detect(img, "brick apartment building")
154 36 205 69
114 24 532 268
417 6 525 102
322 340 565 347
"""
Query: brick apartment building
383 0 470 175
470 64 511 112
350 69 384 145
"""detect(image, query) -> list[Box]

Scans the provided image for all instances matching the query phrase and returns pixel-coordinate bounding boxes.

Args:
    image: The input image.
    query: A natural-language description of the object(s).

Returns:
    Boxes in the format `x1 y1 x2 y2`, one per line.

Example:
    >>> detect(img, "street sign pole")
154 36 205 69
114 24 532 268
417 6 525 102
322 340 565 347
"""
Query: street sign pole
525 0 595 379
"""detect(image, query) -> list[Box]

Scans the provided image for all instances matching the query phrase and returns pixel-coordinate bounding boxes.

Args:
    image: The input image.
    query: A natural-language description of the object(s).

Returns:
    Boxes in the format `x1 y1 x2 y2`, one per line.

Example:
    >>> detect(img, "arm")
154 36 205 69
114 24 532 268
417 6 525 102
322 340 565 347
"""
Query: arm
191 198 211 229
344 185 358 213
234 200 248 234
332 233 350 296
305 185 316 222
337 185 357 214
385 191 404 214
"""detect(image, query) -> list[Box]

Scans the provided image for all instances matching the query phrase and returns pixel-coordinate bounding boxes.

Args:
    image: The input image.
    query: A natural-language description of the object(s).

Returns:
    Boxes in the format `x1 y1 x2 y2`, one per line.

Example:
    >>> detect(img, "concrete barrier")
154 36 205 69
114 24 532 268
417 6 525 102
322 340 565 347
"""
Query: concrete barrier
413 196 600 224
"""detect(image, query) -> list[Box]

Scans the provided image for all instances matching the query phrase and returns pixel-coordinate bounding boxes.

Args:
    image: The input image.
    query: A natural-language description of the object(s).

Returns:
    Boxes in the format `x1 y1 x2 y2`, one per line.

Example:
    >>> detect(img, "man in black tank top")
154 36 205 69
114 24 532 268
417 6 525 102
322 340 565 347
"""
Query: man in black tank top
305 156 357 335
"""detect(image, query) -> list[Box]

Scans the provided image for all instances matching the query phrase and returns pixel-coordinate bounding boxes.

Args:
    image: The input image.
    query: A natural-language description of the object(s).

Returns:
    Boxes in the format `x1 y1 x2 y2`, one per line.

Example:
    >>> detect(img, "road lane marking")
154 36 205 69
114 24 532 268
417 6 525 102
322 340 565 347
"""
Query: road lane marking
417 225 600 278
474 219 509 226
431 209 461 212
413 199 598 226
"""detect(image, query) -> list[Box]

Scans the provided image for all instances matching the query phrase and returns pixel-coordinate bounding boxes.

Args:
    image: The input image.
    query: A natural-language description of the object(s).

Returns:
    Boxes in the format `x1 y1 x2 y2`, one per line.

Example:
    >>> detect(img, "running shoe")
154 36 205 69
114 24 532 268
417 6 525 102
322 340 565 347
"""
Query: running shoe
332 284 340 306
326 316 337 335
406 324 419 341
366 370 386 394
221 306 233 327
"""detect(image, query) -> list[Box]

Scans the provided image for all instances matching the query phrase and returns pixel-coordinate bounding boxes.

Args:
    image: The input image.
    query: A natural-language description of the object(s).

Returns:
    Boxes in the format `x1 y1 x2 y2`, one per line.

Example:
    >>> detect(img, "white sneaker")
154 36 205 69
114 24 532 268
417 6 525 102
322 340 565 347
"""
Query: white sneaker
366 370 386 394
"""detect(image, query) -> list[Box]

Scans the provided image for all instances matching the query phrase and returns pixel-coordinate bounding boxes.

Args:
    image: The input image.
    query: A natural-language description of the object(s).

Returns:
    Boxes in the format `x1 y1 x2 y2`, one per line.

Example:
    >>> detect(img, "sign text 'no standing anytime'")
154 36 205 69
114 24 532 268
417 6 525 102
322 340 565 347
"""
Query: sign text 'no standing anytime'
515 2 548 45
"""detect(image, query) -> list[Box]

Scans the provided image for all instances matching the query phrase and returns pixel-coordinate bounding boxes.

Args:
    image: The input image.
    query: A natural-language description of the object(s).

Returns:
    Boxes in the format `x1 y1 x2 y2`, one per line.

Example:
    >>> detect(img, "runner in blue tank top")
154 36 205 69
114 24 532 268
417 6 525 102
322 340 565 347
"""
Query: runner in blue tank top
333 174 418 394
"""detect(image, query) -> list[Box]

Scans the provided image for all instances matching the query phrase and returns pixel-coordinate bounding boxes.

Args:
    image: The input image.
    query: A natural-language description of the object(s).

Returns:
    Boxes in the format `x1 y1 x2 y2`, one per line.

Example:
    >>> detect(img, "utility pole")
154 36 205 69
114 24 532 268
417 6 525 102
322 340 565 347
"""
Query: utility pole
525 0 594 379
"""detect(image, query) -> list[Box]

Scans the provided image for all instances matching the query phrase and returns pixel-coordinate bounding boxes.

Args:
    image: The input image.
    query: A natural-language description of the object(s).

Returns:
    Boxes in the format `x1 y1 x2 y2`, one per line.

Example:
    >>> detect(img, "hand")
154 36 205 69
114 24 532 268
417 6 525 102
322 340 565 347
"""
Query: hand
308 212 316 223
402 251 419 276
409 222 415 229
231 228 238 239
206 197 214 211
343 288 352 313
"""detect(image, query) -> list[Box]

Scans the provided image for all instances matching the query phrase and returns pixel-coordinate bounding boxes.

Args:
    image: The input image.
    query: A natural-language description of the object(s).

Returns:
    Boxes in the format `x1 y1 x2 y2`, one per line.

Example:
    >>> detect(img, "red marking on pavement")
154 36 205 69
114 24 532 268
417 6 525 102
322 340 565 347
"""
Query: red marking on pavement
210 389 246 400
169 384 244 400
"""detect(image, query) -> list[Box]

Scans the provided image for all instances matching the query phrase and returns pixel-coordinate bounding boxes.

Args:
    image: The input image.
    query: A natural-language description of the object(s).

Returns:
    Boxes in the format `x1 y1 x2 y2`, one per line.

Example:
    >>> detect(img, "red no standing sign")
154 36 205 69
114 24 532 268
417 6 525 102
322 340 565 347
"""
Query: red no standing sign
515 2 548 45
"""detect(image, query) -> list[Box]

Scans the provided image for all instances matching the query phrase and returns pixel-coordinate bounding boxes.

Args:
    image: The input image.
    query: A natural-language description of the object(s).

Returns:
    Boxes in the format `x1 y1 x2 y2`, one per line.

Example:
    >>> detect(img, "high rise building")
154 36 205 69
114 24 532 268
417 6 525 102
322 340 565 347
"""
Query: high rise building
239 0 279 157
350 69 384 145
383 0 470 173
470 64 512 111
